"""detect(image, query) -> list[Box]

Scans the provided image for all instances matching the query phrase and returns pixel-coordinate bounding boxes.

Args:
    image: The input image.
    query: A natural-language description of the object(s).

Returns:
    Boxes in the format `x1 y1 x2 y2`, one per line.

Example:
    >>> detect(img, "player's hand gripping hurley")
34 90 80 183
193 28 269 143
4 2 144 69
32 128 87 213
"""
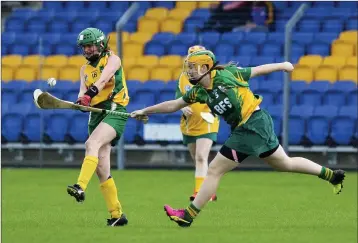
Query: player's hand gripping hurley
33 89 148 123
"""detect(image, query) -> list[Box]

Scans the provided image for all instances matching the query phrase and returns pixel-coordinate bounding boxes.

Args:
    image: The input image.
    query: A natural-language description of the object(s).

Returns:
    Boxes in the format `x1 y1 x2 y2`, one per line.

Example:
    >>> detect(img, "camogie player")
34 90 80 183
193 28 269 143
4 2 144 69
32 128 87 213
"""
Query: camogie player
176 45 219 202
67 28 129 227
131 50 346 227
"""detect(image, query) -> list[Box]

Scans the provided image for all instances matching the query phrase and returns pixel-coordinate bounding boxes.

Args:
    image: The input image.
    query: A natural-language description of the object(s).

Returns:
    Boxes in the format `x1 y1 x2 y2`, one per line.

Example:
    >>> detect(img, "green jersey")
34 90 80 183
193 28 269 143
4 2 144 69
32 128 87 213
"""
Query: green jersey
182 65 263 128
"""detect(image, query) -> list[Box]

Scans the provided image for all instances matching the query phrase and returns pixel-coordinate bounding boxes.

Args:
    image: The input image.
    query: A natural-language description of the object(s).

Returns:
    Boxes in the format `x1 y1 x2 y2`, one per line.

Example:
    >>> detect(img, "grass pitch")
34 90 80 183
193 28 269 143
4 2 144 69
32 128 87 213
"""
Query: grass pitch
2 169 357 243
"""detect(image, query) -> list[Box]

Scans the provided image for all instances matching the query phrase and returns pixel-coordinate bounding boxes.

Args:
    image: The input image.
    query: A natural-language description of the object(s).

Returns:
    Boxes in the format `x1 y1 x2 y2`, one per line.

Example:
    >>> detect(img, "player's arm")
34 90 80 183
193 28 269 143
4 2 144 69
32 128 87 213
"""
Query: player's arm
142 98 189 115
93 54 121 91
250 62 294 78
78 65 87 98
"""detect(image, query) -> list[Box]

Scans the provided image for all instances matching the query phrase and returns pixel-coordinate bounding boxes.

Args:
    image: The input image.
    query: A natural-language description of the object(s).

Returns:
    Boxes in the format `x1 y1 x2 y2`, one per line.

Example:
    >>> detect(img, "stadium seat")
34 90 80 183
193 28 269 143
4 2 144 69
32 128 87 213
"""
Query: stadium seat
2 113 24 142
217 121 231 144
133 90 156 105
2 55 22 68
39 66 59 80
144 41 166 56
173 67 183 80
215 43 235 55
45 112 69 142
127 66 150 82
299 90 322 106
298 55 323 68
45 55 68 68
289 116 305 145
314 32 339 45
299 19 320 32
1 66 14 82
346 56 358 67
245 32 267 45
129 32 153 44
123 119 138 143
291 43 305 57
161 18 183 34
176 1 197 11
314 105 338 120
167 8 191 21
307 116 329 145
55 44 75 56
153 1 175 9
152 32 176 45
138 17 160 34
339 30 358 44
168 42 188 56
198 1 219 8
322 56 347 68
159 55 183 68
123 43 144 58
68 55 86 68
339 66 358 83
59 65 79 82
122 57 137 70
10 44 31 56
347 90 358 106
22 55 42 68
68 113 89 142
292 33 314 45
145 7 168 21
157 90 176 103
314 65 338 83
261 43 282 56
322 19 344 33
339 106 358 119
331 41 354 57
150 66 173 82
237 43 258 56
291 65 313 82
322 91 346 106
221 32 244 45
200 32 221 47
14 65 37 82
331 117 355 145
290 105 314 119
307 43 330 56
136 55 159 68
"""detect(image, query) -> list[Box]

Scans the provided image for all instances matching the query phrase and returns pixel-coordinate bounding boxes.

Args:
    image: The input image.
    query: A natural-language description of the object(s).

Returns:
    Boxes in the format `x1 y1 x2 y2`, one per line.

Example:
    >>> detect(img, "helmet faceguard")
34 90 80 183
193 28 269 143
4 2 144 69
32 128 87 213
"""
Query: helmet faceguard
77 28 108 62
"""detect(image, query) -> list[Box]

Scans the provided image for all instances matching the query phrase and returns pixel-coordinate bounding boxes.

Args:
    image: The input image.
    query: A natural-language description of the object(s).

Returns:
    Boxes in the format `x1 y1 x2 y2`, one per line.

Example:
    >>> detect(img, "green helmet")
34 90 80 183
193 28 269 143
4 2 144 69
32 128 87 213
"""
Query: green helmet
184 50 217 84
77 28 108 61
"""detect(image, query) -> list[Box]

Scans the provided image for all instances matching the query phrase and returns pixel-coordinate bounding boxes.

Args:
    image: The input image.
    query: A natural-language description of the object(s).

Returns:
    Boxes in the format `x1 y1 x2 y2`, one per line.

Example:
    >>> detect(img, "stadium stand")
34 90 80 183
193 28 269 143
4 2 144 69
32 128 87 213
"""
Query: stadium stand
1 1 357 146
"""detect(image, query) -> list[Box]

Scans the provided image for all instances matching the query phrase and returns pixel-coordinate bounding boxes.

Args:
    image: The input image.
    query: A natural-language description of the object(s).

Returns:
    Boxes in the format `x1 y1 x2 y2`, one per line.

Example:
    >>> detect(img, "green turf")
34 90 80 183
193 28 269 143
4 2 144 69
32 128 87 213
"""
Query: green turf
2 169 357 243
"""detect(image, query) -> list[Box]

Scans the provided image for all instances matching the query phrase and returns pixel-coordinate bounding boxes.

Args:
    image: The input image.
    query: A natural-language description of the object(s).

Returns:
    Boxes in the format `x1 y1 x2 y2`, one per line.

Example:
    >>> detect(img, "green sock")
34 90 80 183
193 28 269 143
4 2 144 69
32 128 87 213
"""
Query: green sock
318 167 334 182
185 203 201 220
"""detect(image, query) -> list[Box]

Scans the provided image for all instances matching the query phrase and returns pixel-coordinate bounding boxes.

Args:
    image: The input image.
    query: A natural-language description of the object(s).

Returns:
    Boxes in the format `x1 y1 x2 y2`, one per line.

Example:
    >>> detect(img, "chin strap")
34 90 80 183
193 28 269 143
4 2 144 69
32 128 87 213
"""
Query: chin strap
189 61 219 85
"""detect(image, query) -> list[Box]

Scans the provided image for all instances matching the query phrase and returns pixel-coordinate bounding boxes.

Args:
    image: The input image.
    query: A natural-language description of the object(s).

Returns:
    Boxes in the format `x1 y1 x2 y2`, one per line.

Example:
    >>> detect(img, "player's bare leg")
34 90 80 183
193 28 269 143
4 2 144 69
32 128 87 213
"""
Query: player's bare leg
164 152 237 227
96 143 128 226
262 145 345 194
189 138 217 201
67 122 116 203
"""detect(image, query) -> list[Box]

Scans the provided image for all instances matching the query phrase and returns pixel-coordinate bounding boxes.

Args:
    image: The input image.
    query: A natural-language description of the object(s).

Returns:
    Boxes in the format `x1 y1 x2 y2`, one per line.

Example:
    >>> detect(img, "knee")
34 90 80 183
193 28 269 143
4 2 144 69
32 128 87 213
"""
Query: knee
206 163 223 177
85 139 102 153
195 153 207 165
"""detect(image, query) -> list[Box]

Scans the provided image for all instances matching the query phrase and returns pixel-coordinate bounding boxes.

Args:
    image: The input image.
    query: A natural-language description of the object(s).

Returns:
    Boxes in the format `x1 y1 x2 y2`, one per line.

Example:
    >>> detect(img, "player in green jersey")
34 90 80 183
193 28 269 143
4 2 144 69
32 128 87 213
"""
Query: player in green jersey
130 50 346 227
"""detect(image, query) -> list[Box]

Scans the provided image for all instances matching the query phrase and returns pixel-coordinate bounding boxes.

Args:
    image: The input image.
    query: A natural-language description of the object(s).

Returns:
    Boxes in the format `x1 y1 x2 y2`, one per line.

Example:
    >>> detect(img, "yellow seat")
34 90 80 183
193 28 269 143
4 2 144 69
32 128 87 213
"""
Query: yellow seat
127 66 150 82
314 65 338 83
339 31 358 44
339 65 358 82
159 55 183 68
291 65 313 82
173 67 183 80
59 65 79 82
22 55 43 68
150 66 173 82
108 31 130 45
136 55 159 68
39 65 59 80
322 56 347 68
198 1 219 8
331 41 354 57
123 43 144 58
167 9 191 21
145 7 169 21
129 32 153 44
298 55 323 69
161 19 183 34
346 56 357 67
137 17 160 34
44 55 68 68
14 65 37 82
2 55 22 68
122 57 137 70
111 46 118 55
68 55 86 68
2 65 14 82
176 1 197 11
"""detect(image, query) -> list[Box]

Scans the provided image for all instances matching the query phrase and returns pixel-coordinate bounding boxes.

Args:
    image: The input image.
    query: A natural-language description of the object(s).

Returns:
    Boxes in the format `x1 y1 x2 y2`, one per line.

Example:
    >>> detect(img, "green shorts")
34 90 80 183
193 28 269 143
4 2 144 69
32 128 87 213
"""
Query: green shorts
182 133 217 145
224 109 279 157
88 100 128 146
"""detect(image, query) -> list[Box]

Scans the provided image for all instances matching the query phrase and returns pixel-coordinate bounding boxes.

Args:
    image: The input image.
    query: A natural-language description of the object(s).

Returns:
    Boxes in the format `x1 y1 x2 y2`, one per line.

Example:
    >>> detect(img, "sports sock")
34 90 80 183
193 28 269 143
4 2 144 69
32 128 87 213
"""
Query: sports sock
100 177 123 219
77 155 99 190
185 203 201 220
318 167 334 182
194 177 205 193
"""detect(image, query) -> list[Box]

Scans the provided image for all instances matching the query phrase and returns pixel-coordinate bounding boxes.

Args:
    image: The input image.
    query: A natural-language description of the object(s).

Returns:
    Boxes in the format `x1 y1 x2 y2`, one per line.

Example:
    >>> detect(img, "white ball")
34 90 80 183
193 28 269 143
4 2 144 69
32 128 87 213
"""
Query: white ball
47 77 57 87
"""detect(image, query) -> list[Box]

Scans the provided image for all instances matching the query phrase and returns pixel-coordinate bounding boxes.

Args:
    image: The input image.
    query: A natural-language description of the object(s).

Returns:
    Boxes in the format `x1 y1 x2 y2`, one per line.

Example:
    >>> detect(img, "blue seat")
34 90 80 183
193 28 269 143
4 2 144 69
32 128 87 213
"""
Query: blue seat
289 116 305 145
55 44 75 55
314 32 339 45
157 90 176 103
271 115 282 137
164 81 178 92
322 91 346 106
337 1 358 8
134 91 156 105
2 90 18 105
164 113 181 124
48 20 69 33
276 91 298 106
43 1 64 9
141 80 166 95
235 56 251 67
71 21 93 34
175 33 197 46
346 18 358 30
221 32 244 45
266 104 283 118
290 105 314 119
153 1 175 9
2 32 16 46
2 113 24 142
331 117 355 145
237 43 257 56
191 9 210 20
93 20 113 35
245 32 267 44
10 44 31 55
27 19 47 33
313 1 335 7
68 113 89 142
147 114 165 124
261 43 281 56
258 91 275 106
322 19 344 32
216 55 230 64
260 79 283 93
87 1 108 10
122 21 137 33
299 90 322 106
108 1 130 12
307 116 329 145
15 32 39 45
339 106 358 119
292 33 314 45
45 112 69 142
332 81 356 93
309 81 331 92
305 8 332 19
215 43 234 56
144 41 166 56
200 32 221 47
314 105 338 119
2 80 26 92
217 121 231 144
152 32 176 45
267 32 284 44
299 19 320 32
2 46 8 55
307 43 329 56
291 81 309 93
183 19 204 32
124 119 138 143
168 43 188 56
5 17 25 32
347 91 357 106
126 80 142 96
64 1 85 9
291 43 305 56
250 56 275 66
